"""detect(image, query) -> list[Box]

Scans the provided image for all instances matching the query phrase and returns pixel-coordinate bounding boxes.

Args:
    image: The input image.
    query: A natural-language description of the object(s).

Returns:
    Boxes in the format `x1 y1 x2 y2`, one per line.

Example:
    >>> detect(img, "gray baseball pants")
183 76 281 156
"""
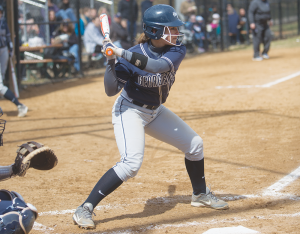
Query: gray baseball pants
252 24 272 58
0 47 9 95
112 95 204 182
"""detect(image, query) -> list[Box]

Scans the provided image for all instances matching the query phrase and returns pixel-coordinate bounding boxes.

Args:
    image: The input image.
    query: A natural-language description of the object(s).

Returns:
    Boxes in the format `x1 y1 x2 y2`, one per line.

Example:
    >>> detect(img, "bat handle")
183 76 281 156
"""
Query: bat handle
106 47 114 56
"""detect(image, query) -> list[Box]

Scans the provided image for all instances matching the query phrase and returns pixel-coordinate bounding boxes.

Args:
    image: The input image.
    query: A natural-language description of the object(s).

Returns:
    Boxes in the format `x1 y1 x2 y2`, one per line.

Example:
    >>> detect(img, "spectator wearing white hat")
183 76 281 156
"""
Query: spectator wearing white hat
186 14 206 53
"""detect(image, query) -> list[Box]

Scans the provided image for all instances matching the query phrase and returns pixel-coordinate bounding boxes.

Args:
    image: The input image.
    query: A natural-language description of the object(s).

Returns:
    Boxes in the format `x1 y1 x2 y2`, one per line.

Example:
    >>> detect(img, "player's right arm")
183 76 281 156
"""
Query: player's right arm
248 1 257 29
104 60 126 97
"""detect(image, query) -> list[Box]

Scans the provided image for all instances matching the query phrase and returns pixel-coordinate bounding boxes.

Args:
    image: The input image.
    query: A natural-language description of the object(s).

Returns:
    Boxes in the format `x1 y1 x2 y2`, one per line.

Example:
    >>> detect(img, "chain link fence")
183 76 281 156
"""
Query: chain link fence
2 0 299 86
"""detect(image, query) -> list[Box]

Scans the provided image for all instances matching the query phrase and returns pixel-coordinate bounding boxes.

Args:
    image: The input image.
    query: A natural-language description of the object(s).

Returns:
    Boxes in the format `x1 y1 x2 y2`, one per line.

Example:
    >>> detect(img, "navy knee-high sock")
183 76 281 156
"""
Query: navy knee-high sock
4 89 21 106
83 168 123 208
185 158 206 195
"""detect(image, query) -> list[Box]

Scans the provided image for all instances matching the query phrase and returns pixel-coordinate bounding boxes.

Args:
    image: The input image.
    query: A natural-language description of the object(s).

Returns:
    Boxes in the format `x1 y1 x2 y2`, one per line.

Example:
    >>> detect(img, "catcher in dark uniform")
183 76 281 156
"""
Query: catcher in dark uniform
0 107 58 234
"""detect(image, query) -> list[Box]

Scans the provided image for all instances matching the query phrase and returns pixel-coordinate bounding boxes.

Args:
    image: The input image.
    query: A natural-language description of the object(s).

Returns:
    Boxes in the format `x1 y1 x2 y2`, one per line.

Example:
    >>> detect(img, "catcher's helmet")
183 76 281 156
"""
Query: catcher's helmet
0 108 6 146
143 4 184 45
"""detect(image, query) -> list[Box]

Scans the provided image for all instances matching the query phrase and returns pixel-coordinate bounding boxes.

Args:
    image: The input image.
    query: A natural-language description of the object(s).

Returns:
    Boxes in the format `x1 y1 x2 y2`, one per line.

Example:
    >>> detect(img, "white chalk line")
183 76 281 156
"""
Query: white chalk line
263 165 300 196
33 222 54 232
215 70 300 89
34 165 300 232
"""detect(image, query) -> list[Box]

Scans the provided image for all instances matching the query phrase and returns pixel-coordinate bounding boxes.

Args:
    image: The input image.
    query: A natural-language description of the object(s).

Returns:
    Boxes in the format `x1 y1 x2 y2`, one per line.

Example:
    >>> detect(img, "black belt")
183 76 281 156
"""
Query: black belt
132 100 160 110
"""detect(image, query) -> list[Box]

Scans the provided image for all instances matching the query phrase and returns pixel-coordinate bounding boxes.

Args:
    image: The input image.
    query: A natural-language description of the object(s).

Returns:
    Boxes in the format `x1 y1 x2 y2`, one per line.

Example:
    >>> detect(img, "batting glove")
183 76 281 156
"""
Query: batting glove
102 39 124 60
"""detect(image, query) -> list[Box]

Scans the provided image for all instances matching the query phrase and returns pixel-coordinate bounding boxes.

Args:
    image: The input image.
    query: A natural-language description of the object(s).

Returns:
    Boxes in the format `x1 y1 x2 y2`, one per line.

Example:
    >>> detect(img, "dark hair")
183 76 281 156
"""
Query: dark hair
60 19 74 34
137 32 150 44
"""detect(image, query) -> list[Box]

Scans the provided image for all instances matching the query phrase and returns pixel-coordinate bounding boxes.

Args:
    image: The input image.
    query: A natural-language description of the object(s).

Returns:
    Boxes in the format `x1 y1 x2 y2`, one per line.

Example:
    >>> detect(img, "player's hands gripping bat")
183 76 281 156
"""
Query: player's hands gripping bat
100 14 124 60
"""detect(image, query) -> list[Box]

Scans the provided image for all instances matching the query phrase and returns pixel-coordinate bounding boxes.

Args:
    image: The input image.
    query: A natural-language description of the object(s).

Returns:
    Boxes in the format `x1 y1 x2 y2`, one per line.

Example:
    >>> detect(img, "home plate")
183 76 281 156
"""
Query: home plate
203 225 259 234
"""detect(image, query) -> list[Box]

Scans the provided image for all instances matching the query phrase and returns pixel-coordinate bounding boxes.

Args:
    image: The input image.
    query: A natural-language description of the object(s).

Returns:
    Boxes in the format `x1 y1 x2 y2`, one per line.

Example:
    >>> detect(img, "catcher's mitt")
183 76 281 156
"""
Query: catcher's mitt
13 141 58 177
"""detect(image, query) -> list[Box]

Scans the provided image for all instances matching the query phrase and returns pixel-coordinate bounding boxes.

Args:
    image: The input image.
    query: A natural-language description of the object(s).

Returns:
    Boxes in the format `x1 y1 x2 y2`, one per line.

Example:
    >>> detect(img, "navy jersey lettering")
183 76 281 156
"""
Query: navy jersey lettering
115 42 186 106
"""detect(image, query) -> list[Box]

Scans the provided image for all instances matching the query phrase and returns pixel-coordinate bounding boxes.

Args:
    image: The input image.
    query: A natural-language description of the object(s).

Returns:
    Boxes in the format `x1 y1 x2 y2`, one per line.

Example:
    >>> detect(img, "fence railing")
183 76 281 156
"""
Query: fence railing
3 0 299 85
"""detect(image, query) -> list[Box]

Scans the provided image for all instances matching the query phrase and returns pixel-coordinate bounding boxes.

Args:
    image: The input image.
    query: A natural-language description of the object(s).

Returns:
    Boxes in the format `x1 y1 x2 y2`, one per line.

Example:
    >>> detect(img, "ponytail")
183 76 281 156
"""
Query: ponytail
137 33 150 44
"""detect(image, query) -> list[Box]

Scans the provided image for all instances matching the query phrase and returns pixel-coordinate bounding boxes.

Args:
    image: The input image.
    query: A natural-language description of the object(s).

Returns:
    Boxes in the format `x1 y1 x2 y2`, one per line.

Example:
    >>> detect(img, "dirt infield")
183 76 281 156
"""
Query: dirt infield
1 40 300 233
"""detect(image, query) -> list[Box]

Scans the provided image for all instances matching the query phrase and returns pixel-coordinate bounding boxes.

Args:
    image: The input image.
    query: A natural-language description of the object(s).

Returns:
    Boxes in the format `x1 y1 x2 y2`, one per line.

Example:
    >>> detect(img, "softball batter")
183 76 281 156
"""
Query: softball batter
73 5 228 229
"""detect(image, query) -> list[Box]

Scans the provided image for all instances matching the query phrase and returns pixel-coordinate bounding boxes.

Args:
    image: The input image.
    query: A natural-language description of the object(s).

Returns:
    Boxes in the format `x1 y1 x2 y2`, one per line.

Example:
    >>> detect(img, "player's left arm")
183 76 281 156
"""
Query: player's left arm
102 40 186 73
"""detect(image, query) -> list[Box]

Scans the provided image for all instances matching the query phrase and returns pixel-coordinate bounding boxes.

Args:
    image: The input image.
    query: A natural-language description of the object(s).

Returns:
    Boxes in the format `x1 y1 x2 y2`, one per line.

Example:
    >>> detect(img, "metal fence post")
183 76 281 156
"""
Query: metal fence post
14 0 20 81
278 0 283 39
245 0 250 45
203 0 208 50
222 0 229 49
22 3 27 42
298 0 300 35
219 0 224 51
76 0 83 76
45 0 50 45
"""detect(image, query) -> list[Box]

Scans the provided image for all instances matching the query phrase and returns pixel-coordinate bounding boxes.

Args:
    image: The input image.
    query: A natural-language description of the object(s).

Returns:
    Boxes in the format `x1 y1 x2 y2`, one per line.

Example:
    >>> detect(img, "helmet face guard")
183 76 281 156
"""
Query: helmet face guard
0 108 6 146
161 26 184 46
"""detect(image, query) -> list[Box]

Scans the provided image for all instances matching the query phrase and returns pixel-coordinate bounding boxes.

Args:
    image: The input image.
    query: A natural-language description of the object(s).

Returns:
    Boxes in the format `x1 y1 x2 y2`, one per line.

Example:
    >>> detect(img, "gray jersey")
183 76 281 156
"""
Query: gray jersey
248 0 271 25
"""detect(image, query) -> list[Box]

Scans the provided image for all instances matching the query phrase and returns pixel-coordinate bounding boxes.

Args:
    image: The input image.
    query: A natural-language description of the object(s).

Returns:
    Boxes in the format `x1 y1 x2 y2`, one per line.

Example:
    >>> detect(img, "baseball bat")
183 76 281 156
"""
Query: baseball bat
99 14 114 56
10 57 20 98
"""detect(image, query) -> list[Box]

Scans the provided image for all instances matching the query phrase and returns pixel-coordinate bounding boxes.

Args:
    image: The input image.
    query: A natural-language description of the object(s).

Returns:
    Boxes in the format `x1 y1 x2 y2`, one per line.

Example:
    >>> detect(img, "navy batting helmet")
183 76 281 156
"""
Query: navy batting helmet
143 4 184 45
0 108 6 146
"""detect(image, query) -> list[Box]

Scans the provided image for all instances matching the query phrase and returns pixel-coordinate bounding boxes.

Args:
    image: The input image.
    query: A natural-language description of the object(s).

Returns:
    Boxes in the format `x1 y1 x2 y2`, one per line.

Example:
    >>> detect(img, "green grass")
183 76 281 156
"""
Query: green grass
270 35 300 49
227 35 300 52
271 21 298 32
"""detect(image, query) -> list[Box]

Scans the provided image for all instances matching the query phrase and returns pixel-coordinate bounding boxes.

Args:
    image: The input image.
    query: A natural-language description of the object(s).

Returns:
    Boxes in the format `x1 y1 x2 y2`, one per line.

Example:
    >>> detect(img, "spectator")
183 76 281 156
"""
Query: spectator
180 0 197 22
75 7 91 36
41 0 59 18
49 10 60 39
110 12 131 50
83 15 104 61
186 15 205 53
141 0 153 18
211 13 220 32
207 5 218 23
27 24 45 47
248 0 272 61
56 0 77 23
118 0 138 42
80 7 91 28
209 13 221 50
98 7 111 25
90 8 97 20
238 8 248 44
52 20 80 72
227 3 240 45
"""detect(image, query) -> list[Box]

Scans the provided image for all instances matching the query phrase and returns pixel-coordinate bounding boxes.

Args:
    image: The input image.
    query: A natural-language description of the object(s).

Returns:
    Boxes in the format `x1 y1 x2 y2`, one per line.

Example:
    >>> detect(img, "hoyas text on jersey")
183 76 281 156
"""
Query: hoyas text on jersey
137 71 175 88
